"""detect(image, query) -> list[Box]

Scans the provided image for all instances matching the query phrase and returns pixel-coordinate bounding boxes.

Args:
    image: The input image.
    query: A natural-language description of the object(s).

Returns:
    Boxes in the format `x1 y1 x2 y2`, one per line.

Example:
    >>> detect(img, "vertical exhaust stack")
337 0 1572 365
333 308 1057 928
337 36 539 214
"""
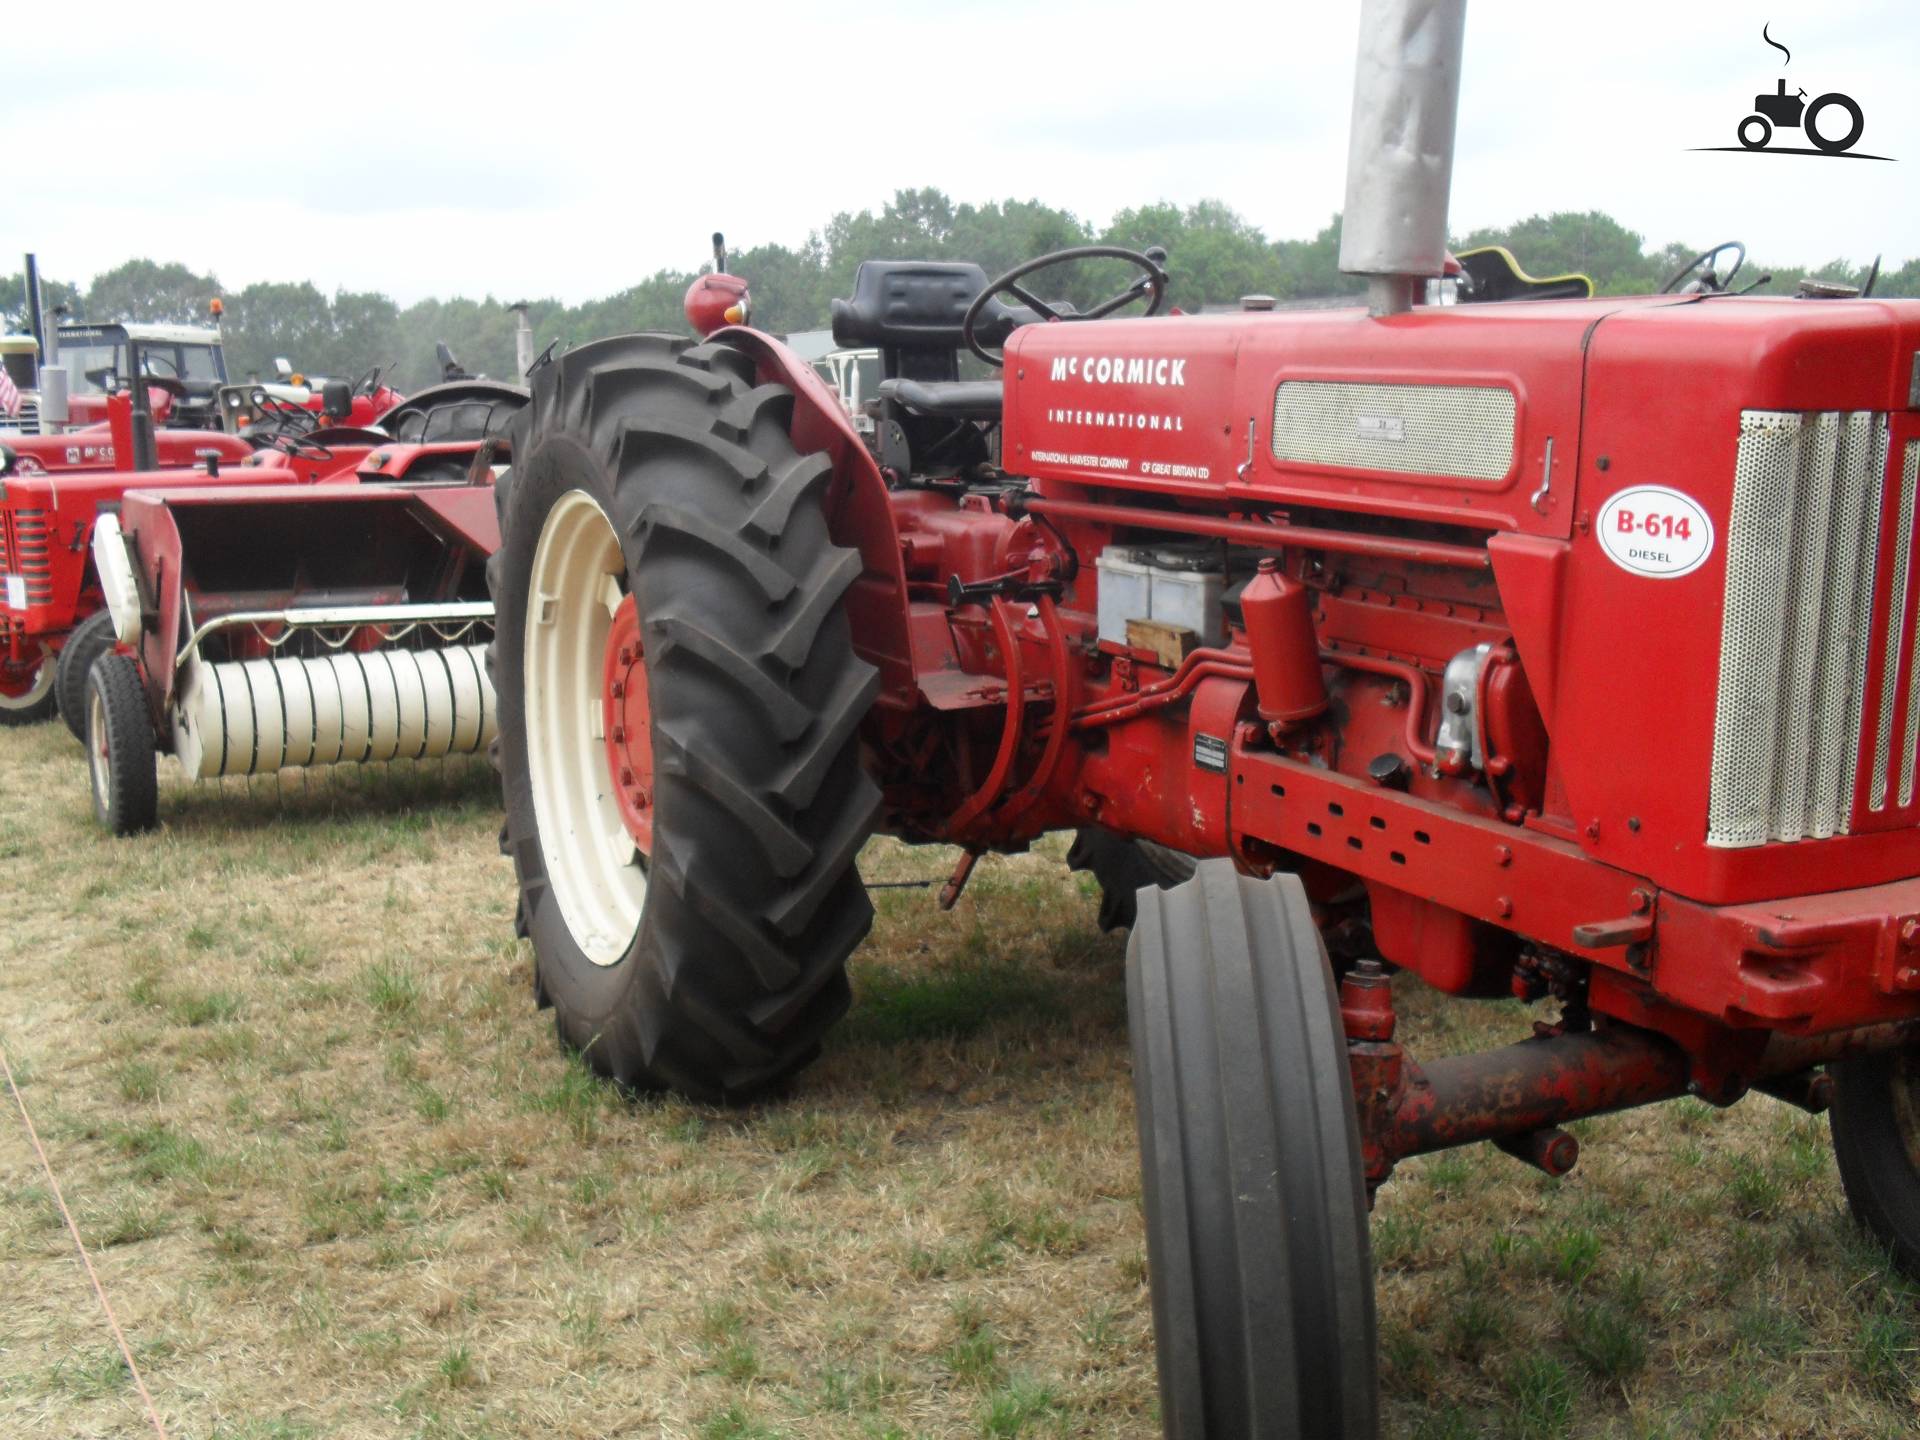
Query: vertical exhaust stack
24 254 45 357
509 302 534 377
1338 0 1469 316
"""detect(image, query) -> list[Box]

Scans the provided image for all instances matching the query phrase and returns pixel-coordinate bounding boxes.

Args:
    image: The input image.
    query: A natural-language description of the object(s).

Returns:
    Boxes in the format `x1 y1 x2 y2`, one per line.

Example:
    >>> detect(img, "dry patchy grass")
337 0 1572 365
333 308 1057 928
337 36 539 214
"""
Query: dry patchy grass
0 722 1914 1438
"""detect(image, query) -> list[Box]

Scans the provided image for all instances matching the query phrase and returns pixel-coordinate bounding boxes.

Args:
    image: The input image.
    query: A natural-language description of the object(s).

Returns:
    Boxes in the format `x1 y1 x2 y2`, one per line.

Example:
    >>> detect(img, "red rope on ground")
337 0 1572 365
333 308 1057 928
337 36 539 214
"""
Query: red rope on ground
0 1037 170 1440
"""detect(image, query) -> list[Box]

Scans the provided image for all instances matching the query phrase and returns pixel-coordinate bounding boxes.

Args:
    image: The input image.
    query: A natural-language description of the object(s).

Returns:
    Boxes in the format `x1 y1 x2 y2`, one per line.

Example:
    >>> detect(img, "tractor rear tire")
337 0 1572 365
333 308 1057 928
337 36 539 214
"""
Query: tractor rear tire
57 610 117 743
1068 826 1198 931
0 642 57 726
1128 861 1378 1439
490 333 880 1102
1830 1048 1920 1278
85 653 158 836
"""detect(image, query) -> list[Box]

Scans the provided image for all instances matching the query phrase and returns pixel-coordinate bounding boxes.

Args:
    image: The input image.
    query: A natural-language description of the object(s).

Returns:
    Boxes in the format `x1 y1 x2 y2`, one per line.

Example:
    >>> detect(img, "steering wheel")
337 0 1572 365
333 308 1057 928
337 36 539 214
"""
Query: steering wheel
258 430 334 463
1661 241 1746 295
350 364 383 397
253 392 313 426
963 244 1170 367
141 376 190 401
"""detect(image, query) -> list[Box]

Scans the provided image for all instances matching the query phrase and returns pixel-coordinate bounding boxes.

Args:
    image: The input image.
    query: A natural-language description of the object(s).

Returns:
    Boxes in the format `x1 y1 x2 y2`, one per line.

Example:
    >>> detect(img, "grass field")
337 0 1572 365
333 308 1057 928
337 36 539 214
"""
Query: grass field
0 720 1915 1439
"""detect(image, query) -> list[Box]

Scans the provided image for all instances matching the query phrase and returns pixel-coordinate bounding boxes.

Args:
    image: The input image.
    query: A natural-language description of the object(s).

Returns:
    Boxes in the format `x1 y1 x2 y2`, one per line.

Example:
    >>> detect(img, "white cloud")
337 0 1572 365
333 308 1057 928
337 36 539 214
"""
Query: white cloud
5 0 1913 304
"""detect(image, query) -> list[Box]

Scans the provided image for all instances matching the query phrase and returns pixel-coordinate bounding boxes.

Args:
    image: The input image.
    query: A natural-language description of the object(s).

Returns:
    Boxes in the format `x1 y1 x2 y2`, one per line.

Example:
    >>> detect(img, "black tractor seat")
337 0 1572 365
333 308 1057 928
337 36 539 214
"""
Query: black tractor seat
830 260 1033 380
830 259 1028 477
878 377 1003 422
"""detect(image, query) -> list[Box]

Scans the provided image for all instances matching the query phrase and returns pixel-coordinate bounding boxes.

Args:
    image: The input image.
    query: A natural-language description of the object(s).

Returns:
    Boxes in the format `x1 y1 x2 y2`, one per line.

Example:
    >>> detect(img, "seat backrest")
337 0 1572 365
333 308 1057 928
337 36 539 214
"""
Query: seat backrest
829 261 1023 382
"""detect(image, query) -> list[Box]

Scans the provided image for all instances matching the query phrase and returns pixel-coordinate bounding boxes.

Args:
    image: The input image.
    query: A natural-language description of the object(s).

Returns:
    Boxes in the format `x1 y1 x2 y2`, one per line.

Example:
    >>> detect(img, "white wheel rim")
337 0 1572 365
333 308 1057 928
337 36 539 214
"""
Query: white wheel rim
0 648 53 710
89 688 111 800
524 489 646 966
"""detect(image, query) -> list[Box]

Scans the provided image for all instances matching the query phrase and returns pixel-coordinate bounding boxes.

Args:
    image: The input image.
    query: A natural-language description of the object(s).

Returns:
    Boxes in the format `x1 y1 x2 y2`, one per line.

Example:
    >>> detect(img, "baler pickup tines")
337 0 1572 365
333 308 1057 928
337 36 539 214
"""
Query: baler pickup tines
182 601 496 661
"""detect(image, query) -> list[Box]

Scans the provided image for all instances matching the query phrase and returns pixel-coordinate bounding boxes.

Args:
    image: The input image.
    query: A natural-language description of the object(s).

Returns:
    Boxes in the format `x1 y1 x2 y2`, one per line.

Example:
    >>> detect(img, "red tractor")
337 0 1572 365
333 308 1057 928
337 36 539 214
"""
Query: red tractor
485 3 1920 1433
0 367 506 735
0 392 264 727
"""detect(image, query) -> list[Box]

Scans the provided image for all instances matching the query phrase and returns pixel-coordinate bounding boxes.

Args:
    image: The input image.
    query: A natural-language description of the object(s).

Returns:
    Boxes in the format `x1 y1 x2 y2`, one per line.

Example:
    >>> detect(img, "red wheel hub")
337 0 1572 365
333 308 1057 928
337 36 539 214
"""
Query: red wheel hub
0 647 48 700
602 594 655 854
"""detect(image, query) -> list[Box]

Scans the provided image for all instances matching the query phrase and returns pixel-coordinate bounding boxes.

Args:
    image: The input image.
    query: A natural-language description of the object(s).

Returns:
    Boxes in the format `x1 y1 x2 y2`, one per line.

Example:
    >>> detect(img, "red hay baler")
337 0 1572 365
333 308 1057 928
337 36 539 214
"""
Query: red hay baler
483 4 1920 1434
79 381 525 833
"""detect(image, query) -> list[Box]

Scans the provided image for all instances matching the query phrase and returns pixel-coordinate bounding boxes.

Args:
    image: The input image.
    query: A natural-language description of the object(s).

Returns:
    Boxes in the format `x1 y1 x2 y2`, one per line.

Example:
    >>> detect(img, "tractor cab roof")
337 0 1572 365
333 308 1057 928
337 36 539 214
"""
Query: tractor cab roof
58 322 223 347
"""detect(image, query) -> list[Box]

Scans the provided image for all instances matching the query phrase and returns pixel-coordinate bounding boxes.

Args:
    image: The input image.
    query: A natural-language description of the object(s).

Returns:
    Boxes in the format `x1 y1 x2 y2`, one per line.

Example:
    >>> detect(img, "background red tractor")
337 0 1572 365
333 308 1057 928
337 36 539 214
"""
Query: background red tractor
0 356 504 735
485 2 1920 1434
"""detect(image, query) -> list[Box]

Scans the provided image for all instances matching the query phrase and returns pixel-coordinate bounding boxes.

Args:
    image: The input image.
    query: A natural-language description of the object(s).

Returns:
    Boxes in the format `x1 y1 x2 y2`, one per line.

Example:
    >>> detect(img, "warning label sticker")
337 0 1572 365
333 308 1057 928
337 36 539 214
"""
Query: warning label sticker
1596 485 1715 579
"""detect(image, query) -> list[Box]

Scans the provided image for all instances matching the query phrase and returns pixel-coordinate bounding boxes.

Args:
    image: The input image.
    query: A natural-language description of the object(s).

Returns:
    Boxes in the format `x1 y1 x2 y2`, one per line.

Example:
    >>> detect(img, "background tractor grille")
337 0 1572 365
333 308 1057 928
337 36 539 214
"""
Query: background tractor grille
8 508 54 605
0 399 40 436
1708 410 1889 848
1272 380 1516 481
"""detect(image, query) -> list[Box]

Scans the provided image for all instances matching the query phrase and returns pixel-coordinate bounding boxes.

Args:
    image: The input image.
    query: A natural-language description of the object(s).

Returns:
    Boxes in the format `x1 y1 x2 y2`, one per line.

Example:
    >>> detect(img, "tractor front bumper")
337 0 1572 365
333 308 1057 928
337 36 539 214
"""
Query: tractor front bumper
1646 874 1920 1035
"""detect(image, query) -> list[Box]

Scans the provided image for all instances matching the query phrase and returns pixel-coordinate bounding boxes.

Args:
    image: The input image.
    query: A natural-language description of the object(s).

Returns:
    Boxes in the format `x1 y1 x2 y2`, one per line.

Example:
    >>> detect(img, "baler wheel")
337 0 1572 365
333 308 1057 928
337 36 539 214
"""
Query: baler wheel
1067 826 1198 931
0 642 57 726
1830 1048 1920 1277
85 654 158 836
490 333 880 1102
56 610 118 743
1128 861 1377 1440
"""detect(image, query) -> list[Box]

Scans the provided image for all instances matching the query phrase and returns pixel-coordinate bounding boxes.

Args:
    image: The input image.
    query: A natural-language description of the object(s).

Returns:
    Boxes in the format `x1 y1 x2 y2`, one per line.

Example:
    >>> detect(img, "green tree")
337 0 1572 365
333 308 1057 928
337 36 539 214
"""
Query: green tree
1455 211 1661 294
10 198 1917 393
83 259 223 326
0 271 83 333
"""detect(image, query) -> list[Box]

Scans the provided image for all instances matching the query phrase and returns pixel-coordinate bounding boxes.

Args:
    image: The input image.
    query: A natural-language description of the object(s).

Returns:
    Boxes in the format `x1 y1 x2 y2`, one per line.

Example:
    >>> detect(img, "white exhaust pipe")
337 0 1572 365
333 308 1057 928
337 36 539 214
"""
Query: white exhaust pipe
509 302 534 377
1338 0 1469 315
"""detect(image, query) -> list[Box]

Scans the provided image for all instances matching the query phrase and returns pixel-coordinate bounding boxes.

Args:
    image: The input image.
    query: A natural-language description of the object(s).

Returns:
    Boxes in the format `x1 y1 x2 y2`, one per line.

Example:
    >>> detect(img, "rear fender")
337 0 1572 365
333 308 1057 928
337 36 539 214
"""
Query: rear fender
90 512 143 646
715 326 917 703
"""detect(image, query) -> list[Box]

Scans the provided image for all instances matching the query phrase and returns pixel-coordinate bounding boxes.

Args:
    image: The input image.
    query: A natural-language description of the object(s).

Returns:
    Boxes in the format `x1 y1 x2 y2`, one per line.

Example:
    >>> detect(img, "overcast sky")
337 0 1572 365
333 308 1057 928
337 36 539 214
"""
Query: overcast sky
7 0 1913 305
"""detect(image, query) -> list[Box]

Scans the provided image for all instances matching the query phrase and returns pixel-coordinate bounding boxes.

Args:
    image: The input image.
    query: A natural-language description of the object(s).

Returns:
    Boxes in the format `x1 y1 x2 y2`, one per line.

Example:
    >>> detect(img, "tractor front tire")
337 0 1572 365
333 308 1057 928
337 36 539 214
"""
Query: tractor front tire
1830 1048 1920 1278
1067 826 1198 931
57 610 118 743
85 653 158 835
490 334 880 1102
1129 862 1378 1439
0 642 57 726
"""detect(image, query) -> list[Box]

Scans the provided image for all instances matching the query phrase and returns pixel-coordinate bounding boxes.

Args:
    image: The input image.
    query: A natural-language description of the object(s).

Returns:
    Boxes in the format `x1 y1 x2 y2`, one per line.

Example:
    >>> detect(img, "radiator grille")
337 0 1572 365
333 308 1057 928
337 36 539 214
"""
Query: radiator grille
10 508 53 605
1271 380 1516 481
1708 410 1889 848
1892 443 1920 809
0 399 40 436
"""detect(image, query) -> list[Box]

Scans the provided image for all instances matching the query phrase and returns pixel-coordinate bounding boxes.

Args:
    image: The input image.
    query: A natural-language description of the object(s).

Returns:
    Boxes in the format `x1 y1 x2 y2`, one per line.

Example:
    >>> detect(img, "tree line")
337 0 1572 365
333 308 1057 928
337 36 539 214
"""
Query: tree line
5 191 1913 394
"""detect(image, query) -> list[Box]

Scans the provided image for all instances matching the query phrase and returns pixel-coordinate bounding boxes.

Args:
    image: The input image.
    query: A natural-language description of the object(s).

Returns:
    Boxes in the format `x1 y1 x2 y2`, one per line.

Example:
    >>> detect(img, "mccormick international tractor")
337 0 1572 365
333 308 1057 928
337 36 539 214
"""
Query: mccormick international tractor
484 3 1920 1433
